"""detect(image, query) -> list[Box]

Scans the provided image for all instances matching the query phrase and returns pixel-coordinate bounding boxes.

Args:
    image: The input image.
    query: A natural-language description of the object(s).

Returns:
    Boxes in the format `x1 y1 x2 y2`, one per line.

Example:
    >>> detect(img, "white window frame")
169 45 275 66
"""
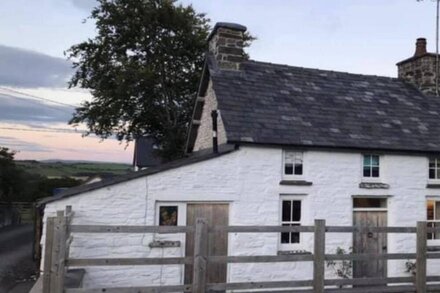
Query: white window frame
427 199 440 245
428 158 440 183
154 202 186 284
361 154 382 182
279 196 303 250
282 150 305 180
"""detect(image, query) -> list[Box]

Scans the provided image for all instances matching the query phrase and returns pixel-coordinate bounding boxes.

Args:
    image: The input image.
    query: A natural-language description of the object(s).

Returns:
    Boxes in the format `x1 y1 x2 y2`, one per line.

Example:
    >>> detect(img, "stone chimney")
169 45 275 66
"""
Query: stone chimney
397 38 437 95
208 22 247 70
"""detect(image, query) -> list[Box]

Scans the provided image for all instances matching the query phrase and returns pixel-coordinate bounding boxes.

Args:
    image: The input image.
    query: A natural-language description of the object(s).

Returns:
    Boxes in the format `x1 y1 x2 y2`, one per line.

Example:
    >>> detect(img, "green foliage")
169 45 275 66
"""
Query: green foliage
15 160 131 177
0 147 20 202
405 260 416 275
326 247 353 287
34 177 83 200
67 0 211 161
0 147 84 202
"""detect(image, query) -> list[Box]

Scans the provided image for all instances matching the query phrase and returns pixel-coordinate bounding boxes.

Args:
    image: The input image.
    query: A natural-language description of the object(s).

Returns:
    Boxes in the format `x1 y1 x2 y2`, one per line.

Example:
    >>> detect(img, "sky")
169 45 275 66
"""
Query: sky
0 0 439 163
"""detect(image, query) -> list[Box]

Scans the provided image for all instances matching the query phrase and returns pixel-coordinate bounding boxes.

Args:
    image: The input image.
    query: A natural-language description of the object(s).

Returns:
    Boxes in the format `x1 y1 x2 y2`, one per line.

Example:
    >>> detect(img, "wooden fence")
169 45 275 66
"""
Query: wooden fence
42 206 440 293
0 201 35 228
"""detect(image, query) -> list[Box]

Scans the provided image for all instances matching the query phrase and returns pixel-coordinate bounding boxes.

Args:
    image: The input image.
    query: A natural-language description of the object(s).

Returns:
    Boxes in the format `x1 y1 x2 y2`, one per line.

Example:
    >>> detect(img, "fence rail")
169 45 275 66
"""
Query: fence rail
42 206 440 293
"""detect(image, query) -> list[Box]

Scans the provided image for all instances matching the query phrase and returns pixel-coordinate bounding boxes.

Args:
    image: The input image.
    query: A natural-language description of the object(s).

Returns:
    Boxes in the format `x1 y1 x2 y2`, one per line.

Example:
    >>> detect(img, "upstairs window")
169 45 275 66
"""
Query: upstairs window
429 158 440 180
284 151 303 178
363 154 380 178
281 199 301 244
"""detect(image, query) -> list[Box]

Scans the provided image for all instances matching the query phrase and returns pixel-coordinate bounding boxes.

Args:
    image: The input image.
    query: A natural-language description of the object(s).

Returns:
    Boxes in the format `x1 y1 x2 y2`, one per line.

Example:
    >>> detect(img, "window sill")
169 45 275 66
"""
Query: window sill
280 180 313 186
149 240 181 248
427 183 440 189
277 250 311 255
359 182 390 189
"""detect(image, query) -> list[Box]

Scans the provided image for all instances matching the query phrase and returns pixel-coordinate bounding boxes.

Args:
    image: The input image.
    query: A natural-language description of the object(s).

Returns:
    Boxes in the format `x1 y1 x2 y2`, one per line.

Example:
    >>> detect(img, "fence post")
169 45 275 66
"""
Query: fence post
416 221 427 293
313 219 326 293
49 211 67 293
42 217 55 293
192 218 208 293
65 205 73 261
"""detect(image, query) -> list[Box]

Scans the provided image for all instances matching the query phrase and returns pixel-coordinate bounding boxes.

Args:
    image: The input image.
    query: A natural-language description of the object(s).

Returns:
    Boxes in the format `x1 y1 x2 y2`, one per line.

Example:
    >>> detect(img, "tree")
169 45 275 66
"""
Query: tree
0 147 23 202
0 147 83 202
67 0 211 161
33 177 82 200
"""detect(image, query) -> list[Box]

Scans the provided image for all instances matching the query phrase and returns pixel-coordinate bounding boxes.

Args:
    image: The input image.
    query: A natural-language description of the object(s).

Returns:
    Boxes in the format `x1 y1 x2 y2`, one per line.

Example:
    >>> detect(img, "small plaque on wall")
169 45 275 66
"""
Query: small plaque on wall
149 240 181 248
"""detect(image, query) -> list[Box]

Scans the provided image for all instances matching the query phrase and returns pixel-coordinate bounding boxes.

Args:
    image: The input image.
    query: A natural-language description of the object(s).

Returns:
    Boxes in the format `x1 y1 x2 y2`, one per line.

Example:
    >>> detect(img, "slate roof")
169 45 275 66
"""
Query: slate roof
193 57 440 153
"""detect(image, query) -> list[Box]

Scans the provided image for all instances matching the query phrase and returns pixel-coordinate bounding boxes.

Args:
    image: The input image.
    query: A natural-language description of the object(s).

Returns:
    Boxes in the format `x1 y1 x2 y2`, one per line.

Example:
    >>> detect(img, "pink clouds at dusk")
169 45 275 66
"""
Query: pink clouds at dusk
0 45 134 163
0 122 133 163
0 84 134 163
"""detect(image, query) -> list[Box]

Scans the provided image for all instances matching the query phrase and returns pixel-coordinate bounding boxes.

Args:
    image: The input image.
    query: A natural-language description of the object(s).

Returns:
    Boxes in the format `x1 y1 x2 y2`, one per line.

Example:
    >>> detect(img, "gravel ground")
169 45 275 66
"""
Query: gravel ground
0 225 37 293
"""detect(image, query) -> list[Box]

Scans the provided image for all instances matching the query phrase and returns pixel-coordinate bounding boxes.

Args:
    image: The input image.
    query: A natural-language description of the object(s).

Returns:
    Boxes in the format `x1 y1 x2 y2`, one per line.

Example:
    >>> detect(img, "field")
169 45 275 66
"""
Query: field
16 160 132 178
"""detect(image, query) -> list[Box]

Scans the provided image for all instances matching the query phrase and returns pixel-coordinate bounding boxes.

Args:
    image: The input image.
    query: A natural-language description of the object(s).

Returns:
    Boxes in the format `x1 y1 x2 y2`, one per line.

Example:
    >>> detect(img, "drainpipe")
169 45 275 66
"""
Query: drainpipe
211 110 219 153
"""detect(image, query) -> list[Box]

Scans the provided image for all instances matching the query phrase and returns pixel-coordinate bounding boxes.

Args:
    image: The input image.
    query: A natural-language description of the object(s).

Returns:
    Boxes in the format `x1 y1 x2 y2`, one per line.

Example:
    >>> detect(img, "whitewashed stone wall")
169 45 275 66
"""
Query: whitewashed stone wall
43 146 440 288
192 80 227 151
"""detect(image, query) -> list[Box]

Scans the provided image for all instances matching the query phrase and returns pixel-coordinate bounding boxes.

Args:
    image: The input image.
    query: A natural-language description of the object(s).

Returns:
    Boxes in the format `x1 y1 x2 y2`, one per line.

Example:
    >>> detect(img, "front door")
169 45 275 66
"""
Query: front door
353 210 387 279
184 203 229 285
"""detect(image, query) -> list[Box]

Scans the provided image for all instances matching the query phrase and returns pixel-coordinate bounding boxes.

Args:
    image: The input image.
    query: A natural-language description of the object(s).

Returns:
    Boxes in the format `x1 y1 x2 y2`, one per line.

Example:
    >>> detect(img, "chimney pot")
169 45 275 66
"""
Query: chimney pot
414 38 427 57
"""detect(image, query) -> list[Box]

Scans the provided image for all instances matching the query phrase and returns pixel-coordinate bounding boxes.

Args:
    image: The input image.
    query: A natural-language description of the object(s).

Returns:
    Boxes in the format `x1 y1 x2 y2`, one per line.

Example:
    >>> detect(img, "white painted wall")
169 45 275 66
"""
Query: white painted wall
43 146 440 288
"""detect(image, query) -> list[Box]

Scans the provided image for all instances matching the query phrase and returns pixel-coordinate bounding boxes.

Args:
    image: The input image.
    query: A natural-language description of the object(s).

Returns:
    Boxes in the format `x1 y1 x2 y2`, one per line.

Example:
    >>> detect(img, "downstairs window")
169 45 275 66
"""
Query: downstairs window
158 205 178 226
281 199 302 245
427 200 440 241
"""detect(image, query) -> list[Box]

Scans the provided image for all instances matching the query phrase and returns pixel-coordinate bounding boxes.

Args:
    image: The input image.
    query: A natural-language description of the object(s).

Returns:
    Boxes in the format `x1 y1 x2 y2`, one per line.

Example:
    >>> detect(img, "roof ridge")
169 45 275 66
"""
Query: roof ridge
246 59 399 81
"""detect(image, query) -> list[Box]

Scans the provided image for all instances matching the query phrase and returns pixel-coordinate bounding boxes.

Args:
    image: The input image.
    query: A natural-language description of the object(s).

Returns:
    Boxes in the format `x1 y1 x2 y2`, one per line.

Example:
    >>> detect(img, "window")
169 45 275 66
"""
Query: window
159 206 178 226
427 200 440 241
429 158 440 180
284 151 303 178
363 155 380 178
281 199 301 244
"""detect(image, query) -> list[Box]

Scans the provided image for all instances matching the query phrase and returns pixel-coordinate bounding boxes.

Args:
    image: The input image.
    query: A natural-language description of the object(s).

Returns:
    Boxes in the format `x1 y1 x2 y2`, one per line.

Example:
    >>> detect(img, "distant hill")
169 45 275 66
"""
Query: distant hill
16 160 132 179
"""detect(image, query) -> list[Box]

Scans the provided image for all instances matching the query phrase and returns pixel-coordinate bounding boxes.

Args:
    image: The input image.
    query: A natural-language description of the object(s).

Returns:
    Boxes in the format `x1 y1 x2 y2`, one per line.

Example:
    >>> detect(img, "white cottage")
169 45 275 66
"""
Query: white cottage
40 23 440 288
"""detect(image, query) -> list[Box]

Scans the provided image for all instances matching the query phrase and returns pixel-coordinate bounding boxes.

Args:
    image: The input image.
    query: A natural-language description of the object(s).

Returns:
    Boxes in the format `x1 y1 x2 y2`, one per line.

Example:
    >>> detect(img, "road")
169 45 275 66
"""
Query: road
0 225 37 293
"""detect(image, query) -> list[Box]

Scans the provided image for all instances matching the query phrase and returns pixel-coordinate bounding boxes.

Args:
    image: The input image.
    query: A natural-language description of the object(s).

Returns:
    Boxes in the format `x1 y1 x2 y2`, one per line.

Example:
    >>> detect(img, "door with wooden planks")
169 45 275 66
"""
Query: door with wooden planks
184 203 229 286
353 210 387 279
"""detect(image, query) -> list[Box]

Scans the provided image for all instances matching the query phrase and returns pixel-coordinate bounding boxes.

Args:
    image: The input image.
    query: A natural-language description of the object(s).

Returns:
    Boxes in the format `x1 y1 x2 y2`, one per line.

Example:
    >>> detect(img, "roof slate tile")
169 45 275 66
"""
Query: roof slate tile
208 58 440 153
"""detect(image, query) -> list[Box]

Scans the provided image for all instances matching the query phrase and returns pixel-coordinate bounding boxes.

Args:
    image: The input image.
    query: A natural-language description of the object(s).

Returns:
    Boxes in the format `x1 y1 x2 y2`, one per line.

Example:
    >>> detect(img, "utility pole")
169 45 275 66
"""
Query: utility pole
418 0 440 95
436 0 439 96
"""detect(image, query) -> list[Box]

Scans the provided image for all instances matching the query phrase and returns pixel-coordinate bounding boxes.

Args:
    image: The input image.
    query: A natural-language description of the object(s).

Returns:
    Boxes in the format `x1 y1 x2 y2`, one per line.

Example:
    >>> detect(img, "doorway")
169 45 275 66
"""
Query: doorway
184 203 229 285
353 198 387 279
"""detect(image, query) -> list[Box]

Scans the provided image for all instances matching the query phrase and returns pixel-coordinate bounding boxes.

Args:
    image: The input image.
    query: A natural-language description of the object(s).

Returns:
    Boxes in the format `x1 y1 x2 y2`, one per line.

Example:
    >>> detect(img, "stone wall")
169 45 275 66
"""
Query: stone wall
209 24 246 71
398 55 437 95
192 80 227 151
43 146 440 287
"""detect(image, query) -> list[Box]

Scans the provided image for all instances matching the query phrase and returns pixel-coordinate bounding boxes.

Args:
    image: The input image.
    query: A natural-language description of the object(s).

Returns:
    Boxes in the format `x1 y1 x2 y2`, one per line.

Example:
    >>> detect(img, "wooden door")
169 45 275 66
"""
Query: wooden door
353 211 387 279
184 204 229 285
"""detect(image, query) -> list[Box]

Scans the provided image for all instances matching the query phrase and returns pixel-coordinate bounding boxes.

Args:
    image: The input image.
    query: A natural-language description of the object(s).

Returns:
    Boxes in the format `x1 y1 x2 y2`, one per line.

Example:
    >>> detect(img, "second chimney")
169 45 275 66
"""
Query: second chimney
397 37 437 95
208 22 247 70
